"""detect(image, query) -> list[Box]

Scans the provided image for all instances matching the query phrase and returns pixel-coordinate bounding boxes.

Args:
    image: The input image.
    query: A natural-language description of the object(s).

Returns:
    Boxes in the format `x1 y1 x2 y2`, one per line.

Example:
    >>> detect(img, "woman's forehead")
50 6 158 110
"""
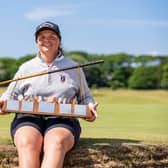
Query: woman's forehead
38 29 58 36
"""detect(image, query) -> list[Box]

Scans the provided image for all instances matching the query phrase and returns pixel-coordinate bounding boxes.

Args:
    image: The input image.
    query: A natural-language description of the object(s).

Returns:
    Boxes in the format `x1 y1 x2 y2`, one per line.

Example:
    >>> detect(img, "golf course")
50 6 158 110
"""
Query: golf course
0 88 168 167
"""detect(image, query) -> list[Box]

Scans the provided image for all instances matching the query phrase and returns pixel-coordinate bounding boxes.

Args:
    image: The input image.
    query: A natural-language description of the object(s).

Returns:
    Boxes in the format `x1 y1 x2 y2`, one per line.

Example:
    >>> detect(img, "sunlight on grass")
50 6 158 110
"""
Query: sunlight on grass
0 88 168 144
82 89 168 144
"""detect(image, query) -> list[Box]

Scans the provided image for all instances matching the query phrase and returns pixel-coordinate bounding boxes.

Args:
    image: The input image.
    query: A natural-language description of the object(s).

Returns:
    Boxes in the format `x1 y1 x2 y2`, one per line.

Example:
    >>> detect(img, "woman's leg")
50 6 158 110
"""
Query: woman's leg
14 126 43 168
41 127 74 168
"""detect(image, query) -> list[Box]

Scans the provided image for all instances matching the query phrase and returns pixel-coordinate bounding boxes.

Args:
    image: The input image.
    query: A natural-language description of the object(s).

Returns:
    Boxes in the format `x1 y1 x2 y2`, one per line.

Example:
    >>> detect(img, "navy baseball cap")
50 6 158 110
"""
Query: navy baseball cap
35 21 61 40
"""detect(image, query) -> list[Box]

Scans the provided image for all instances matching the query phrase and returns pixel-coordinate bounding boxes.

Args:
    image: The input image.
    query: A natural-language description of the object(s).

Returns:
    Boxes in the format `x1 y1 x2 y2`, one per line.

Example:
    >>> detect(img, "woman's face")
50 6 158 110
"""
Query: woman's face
36 29 60 55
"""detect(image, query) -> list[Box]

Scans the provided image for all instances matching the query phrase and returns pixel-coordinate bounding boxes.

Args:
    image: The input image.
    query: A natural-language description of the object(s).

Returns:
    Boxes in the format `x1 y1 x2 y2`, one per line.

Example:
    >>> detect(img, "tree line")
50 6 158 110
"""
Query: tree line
0 51 168 89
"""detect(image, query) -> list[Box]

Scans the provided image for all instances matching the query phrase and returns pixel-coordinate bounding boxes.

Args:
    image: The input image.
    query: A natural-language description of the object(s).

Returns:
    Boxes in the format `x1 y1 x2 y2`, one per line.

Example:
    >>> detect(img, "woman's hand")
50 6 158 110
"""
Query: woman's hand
0 100 8 115
84 102 99 122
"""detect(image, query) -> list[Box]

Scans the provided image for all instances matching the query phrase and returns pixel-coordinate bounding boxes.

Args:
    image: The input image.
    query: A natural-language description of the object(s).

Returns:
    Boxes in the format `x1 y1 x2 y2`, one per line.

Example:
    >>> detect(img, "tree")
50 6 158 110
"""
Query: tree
111 67 133 89
16 54 35 66
133 55 155 66
84 66 106 88
128 66 159 89
66 51 89 63
160 63 168 89
0 57 17 81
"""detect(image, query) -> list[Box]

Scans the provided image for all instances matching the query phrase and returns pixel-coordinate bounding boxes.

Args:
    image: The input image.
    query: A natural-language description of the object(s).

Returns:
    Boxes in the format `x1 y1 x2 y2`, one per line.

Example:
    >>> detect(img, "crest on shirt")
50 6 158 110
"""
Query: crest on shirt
60 75 66 83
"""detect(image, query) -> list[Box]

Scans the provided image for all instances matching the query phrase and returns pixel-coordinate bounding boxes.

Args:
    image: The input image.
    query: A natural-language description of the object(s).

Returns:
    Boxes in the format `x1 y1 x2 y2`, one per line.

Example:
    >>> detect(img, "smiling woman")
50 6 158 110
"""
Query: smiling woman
36 29 61 63
0 21 99 168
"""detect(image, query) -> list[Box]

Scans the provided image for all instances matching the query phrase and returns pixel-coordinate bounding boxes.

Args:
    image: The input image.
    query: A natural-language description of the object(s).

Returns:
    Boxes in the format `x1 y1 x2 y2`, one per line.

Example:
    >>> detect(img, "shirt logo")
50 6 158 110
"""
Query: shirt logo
60 75 66 83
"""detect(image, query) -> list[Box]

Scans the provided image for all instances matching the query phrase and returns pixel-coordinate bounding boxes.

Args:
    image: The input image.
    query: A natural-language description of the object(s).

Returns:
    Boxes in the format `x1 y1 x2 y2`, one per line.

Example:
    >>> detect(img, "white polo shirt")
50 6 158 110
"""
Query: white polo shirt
0 54 94 105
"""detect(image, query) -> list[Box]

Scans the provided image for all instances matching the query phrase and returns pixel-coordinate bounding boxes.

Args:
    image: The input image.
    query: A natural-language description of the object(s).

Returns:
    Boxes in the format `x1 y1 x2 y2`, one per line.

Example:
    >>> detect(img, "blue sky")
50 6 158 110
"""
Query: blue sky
0 0 168 58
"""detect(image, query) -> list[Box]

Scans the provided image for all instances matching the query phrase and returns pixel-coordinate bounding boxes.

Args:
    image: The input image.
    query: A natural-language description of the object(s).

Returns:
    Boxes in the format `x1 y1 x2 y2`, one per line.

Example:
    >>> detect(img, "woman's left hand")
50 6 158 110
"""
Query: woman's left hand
84 102 99 122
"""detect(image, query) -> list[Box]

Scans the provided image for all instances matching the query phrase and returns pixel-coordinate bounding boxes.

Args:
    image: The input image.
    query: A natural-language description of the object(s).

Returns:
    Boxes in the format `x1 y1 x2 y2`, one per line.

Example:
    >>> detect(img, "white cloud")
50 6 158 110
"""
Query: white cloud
25 6 73 20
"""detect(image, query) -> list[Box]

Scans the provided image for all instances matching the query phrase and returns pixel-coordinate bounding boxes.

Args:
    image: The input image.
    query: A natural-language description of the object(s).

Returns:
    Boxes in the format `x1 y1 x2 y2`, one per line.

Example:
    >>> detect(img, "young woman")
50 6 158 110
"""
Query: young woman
0 21 98 168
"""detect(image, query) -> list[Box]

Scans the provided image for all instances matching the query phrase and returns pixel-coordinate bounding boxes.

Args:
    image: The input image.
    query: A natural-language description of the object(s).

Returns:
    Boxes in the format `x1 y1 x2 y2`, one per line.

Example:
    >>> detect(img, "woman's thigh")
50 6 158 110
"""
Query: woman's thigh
43 127 74 153
44 117 81 146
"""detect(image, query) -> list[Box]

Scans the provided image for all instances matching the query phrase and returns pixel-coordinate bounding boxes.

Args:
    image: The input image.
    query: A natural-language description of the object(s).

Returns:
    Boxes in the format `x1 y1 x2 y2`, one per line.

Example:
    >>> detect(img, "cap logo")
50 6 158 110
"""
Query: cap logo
40 22 54 28
35 22 61 40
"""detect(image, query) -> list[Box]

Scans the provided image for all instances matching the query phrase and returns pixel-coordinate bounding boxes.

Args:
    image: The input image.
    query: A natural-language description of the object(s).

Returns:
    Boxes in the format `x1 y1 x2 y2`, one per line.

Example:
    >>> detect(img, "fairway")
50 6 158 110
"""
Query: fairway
0 88 168 144
80 89 168 144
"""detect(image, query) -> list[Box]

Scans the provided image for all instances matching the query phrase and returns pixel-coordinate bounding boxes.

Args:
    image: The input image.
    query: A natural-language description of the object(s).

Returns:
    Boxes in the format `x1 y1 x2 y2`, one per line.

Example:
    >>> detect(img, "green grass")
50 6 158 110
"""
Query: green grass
80 89 168 144
0 88 168 144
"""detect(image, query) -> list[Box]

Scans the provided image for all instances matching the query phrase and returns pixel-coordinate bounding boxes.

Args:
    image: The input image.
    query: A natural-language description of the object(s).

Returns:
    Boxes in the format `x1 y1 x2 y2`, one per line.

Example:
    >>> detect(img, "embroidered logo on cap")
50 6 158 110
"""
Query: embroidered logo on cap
40 22 54 28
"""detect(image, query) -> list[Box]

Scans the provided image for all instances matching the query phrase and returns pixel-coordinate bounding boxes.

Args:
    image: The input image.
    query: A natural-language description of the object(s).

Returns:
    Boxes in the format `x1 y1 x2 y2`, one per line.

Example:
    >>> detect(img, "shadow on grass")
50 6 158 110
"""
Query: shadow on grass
1 138 168 167
64 138 141 168
78 137 140 146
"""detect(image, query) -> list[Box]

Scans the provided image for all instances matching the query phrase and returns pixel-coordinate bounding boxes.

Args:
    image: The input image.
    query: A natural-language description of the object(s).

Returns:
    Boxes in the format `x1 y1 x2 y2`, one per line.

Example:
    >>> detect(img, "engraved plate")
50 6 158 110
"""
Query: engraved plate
22 101 33 112
59 104 71 114
7 100 19 111
74 105 86 116
39 101 55 113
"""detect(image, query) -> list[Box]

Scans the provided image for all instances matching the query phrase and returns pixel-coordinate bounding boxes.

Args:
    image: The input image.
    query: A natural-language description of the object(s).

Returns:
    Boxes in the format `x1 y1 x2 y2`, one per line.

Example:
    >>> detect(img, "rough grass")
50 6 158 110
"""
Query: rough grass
0 140 168 168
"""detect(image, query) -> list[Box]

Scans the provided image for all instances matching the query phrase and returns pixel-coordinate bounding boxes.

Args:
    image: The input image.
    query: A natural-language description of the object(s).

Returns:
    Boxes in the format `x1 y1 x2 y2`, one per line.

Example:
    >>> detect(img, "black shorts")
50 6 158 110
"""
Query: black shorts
10 114 81 146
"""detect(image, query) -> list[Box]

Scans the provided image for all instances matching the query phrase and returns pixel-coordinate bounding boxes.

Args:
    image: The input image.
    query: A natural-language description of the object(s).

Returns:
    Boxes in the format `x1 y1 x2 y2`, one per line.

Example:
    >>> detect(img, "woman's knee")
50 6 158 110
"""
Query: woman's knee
43 129 74 153
14 126 43 152
45 136 66 153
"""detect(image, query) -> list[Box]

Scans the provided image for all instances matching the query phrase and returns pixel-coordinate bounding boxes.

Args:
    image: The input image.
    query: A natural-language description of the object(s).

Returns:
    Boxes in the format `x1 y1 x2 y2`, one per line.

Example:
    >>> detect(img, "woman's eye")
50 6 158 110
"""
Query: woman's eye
38 36 58 41
49 36 57 40
38 36 45 41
